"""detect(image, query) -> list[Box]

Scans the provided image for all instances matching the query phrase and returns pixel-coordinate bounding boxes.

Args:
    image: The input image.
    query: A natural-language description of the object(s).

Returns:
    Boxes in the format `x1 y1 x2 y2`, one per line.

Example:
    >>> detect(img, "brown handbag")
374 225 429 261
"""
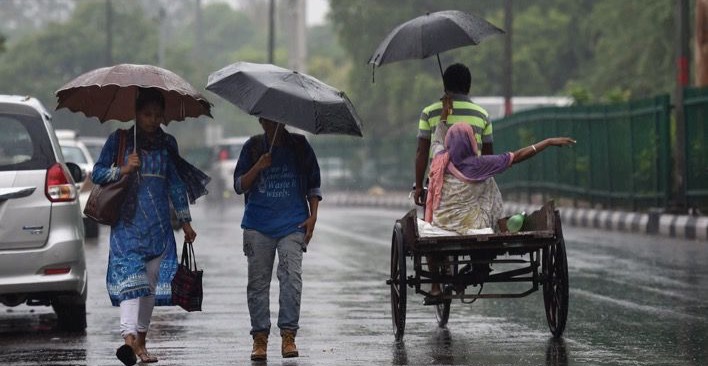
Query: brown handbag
83 130 130 226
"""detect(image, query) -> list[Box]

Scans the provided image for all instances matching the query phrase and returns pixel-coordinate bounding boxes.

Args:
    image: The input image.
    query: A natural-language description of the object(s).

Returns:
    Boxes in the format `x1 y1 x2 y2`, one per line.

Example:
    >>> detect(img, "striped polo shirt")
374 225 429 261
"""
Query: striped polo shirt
418 93 492 156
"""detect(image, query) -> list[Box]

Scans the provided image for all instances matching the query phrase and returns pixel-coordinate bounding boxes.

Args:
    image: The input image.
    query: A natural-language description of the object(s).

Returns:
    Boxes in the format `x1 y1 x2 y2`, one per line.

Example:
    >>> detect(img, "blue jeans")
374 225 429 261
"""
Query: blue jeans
243 229 304 335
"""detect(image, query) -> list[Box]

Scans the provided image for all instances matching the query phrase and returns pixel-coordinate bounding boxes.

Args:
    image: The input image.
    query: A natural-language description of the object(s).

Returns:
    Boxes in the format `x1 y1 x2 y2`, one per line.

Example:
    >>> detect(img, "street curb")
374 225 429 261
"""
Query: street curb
326 193 707 242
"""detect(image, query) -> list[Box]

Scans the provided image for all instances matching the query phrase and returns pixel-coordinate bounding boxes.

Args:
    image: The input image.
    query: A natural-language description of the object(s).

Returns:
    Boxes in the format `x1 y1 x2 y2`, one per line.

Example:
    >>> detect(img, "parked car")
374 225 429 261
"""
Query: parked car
0 95 87 331
319 156 354 189
78 136 106 162
56 130 98 238
209 136 249 200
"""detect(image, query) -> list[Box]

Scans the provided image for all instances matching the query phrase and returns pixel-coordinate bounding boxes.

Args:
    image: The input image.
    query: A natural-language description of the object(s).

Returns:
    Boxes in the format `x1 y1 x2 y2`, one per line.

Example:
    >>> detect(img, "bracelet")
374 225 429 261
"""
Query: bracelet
531 144 537 152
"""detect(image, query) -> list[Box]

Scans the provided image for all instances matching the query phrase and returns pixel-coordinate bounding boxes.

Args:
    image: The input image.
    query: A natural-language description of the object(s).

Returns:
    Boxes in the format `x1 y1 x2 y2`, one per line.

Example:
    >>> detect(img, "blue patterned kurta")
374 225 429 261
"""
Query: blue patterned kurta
92 129 192 306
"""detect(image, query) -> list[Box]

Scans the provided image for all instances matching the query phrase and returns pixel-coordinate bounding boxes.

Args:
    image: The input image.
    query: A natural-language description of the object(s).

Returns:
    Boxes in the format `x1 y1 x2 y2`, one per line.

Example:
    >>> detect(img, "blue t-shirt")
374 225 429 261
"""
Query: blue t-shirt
233 135 321 238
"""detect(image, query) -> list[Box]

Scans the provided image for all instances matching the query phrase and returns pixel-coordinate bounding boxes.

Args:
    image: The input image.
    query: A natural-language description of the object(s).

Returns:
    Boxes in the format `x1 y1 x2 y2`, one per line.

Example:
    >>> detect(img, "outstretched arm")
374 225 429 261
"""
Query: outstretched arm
511 137 575 165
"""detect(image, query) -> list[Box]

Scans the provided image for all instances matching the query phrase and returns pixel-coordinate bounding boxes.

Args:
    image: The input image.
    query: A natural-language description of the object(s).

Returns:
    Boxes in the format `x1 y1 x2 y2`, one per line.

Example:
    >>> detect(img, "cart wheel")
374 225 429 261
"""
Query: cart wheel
390 223 407 341
435 287 451 328
542 212 569 338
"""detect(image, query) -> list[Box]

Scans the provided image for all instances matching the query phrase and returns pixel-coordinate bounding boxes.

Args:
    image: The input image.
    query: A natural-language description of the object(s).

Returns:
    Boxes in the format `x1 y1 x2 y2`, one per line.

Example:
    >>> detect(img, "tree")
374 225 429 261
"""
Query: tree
0 0 355 148
0 1 158 135
577 0 677 99
0 0 76 41
328 0 680 188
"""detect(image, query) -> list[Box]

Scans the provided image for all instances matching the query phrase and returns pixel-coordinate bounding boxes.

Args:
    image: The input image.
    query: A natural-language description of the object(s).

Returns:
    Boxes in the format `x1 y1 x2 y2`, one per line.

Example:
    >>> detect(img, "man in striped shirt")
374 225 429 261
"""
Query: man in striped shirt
414 63 494 205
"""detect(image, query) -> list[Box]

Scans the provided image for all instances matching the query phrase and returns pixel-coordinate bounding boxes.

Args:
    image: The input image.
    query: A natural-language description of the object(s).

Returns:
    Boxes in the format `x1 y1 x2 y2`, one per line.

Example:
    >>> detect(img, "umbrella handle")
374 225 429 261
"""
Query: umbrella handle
436 54 443 79
268 123 280 154
133 125 142 183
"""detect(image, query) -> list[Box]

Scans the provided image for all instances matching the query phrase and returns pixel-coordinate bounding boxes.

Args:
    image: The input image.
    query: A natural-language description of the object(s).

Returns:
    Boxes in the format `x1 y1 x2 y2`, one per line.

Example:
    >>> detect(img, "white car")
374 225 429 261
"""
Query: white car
210 136 249 200
56 130 99 238
0 95 87 331
319 156 354 188
78 136 106 163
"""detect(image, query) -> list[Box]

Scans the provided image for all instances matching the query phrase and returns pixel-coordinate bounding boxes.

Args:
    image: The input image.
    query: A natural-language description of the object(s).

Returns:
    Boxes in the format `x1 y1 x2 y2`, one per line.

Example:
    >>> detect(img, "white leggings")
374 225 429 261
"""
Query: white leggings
119 253 163 338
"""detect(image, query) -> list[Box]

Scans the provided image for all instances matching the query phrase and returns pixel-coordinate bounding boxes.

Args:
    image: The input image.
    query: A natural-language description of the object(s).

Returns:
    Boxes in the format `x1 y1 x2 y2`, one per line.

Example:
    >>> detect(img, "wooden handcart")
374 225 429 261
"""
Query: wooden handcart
387 201 569 341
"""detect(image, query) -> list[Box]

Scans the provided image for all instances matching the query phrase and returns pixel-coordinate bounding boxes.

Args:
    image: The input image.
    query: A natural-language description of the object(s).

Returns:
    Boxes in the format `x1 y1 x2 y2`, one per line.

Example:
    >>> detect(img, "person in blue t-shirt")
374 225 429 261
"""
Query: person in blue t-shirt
233 118 321 361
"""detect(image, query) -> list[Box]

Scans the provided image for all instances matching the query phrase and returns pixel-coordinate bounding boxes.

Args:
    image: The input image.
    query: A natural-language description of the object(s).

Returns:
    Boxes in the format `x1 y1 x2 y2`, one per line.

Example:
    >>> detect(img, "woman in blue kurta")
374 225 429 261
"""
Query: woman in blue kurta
91 88 208 365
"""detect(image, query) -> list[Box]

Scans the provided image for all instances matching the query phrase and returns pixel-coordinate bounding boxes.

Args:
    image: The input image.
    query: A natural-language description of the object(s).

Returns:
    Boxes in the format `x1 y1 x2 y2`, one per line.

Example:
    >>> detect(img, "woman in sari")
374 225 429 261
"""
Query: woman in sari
91 88 209 365
424 122 574 300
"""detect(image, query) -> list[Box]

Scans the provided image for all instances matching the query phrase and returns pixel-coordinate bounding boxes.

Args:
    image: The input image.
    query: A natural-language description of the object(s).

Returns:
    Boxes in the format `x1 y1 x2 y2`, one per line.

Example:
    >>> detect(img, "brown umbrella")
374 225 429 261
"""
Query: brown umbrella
56 63 212 123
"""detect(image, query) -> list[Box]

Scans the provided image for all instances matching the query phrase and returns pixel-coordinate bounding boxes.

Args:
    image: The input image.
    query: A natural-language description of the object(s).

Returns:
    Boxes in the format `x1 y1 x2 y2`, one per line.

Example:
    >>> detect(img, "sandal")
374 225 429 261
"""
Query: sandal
137 351 159 363
423 295 444 305
423 288 444 305
116 344 137 366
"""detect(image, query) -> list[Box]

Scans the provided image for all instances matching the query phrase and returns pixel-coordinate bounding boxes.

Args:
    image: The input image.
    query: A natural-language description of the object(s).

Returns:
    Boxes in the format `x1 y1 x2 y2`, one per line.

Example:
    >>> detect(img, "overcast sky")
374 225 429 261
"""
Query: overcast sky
306 0 328 25
206 0 329 26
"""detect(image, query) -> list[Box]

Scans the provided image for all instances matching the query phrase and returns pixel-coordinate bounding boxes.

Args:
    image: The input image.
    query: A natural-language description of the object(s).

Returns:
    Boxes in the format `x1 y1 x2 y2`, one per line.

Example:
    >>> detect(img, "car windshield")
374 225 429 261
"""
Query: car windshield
61 145 88 164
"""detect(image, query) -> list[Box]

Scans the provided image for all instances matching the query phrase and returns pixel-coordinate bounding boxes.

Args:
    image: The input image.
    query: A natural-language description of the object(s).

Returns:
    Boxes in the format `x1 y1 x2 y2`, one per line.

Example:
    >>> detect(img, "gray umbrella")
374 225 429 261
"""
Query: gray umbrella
367 10 504 77
206 62 363 137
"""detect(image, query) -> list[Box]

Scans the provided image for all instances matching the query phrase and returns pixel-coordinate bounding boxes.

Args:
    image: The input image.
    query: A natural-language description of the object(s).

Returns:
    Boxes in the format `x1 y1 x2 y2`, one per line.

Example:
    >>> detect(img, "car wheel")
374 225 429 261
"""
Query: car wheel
53 300 87 332
83 217 99 238
52 282 87 332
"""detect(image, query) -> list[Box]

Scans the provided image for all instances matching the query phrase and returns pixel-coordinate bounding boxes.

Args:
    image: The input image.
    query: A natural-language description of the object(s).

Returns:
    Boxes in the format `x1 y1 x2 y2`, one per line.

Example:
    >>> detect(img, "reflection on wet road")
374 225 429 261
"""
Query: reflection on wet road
1 201 706 365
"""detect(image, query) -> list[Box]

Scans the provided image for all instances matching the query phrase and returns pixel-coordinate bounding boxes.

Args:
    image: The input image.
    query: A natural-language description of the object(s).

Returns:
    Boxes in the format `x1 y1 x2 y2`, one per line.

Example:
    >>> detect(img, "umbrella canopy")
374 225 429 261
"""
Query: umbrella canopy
206 62 363 137
367 10 504 74
56 64 212 123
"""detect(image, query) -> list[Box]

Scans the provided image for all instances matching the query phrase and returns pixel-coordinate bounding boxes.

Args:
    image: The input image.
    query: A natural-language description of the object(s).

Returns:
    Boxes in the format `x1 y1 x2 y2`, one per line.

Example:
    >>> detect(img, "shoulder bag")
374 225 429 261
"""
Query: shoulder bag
83 130 130 225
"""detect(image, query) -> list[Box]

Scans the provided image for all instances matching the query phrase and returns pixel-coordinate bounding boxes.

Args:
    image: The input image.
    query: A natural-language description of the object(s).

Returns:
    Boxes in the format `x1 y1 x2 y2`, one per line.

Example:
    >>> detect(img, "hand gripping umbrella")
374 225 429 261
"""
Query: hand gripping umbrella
367 10 504 80
56 64 212 204
206 62 363 137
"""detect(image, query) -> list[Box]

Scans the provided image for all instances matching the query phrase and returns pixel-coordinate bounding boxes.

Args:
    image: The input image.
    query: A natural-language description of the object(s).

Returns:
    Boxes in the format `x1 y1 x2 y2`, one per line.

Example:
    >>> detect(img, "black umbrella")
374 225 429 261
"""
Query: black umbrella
367 10 504 78
206 62 363 137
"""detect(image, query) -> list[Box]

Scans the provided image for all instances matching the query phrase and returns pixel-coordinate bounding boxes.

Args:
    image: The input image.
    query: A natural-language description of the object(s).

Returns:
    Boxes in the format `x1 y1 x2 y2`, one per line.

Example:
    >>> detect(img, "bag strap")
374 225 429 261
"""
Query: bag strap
181 241 198 271
115 130 127 167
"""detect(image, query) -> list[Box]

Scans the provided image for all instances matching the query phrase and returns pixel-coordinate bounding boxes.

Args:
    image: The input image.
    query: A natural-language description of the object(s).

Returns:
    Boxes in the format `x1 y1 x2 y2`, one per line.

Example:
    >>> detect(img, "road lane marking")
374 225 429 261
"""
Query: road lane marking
572 288 705 321
316 222 390 247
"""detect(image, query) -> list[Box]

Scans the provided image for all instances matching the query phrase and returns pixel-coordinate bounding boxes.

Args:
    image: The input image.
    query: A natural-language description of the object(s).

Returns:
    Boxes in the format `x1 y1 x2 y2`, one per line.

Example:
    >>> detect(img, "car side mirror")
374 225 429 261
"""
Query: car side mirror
65 162 86 183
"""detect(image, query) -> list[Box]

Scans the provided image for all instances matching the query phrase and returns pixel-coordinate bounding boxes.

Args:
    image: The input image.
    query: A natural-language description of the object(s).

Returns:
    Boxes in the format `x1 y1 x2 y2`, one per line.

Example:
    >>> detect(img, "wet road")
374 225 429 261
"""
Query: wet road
1 201 707 365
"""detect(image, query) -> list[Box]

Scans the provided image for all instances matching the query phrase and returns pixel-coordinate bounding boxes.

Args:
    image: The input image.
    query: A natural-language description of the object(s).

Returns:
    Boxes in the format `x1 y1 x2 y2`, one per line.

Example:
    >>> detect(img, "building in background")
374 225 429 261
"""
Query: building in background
473 96 573 121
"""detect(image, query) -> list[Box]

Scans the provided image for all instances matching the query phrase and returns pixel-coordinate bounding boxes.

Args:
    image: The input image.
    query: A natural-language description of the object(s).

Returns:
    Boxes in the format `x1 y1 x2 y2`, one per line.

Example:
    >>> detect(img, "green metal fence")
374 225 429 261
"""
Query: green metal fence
684 86 708 210
493 95 672 211
309 90 707 212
